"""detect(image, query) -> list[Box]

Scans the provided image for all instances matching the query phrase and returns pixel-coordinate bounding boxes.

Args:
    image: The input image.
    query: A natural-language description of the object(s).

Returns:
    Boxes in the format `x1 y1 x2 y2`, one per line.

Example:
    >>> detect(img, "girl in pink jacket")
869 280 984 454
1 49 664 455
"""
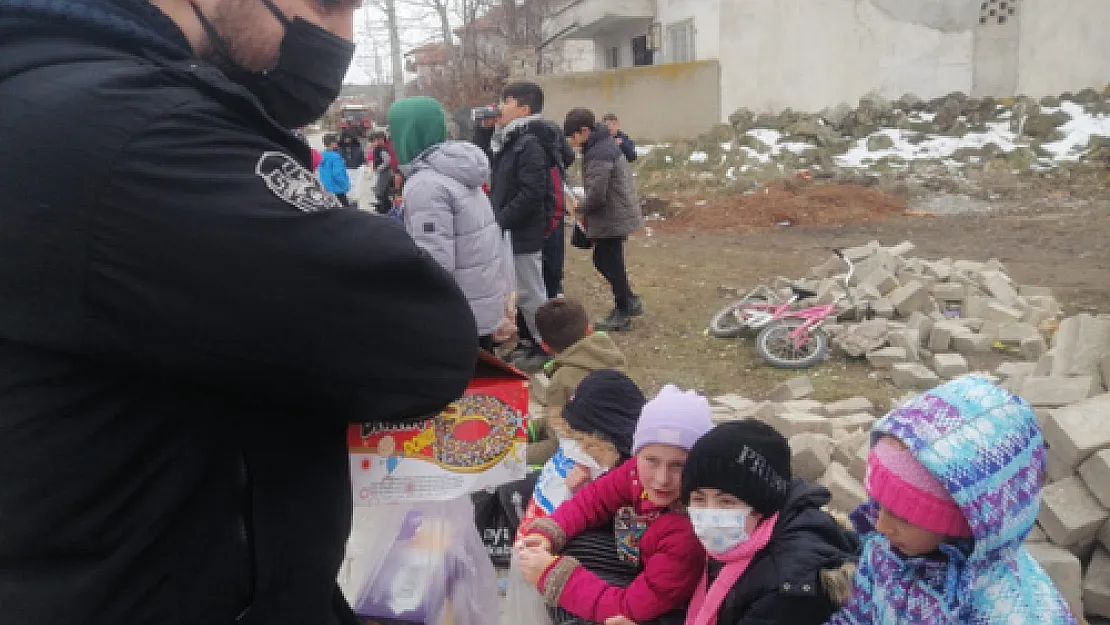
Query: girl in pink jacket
517 385 715 624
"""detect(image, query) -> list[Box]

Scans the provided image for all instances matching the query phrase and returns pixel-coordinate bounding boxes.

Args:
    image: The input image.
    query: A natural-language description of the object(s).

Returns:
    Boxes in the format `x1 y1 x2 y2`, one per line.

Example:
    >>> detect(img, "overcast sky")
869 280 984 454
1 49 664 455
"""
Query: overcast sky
345 3 444 84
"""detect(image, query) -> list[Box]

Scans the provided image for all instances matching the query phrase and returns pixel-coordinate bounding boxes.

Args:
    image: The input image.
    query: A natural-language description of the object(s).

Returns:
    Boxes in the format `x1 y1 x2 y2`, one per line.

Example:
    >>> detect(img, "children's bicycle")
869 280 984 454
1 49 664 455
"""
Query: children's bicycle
754 250 855 369
707 283 818 338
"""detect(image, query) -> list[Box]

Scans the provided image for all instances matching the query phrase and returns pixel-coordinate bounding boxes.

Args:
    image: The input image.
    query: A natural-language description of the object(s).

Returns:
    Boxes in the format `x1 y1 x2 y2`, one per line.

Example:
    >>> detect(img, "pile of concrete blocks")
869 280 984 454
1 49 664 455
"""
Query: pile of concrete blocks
714 373 1110 622
795 240 1096 393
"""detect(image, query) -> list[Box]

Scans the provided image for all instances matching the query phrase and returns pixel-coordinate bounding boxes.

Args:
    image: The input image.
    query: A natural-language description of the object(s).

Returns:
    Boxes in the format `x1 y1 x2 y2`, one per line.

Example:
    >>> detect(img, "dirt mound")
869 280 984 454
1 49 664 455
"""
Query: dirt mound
659 180 908 232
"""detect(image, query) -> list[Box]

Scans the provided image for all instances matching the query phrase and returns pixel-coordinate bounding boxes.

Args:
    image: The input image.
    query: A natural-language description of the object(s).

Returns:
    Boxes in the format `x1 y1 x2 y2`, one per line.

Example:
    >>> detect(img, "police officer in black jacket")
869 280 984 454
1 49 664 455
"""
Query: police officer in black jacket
0 1 477 624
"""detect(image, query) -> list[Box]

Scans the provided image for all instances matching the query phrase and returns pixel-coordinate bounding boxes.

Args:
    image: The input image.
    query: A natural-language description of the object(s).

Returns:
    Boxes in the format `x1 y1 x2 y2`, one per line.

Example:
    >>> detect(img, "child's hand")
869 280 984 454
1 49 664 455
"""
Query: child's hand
605 617 638 625
515 533 551 552
565 464 590 492
515 545 556 585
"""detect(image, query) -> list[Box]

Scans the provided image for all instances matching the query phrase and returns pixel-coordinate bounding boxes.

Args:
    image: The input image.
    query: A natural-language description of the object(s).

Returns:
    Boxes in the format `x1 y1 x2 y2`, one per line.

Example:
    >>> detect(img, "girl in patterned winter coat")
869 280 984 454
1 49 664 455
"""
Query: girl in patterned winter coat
828 375 1079 625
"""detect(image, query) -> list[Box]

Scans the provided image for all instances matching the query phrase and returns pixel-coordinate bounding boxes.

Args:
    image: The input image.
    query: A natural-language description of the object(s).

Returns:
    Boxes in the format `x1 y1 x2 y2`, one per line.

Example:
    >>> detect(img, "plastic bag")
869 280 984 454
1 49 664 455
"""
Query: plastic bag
340 498 499 625
503 553 552 625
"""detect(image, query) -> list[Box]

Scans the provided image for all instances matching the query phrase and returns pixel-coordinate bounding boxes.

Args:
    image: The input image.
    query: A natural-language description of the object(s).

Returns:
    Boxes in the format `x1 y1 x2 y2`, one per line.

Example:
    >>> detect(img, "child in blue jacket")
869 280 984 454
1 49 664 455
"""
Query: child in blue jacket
318 134 351 206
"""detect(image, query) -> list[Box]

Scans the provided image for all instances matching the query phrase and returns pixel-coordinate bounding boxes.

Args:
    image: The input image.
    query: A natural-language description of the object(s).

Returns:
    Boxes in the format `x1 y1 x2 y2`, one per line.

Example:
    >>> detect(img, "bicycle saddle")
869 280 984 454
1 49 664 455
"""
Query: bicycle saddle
791 285 819 299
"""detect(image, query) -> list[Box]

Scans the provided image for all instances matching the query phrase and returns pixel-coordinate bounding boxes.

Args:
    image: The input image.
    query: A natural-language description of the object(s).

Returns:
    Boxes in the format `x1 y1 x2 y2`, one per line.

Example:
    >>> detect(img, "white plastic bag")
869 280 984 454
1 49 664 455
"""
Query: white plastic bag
502 554 551 625
340 498 499 625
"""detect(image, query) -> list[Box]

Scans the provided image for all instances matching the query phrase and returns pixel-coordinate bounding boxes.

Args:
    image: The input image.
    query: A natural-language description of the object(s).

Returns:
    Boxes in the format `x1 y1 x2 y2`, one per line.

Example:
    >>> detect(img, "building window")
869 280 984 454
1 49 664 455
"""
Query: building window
667 19 696 63
604 46 620 69
979 0 1018 25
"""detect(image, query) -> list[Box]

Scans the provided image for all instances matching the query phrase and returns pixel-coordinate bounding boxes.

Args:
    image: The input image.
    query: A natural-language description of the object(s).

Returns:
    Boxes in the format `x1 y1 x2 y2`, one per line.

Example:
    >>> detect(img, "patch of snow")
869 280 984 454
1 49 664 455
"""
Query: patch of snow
720 142 733 152
635 145 654 157
779 142 815 155
836 122 1023 168
664 155 674 163
689 151 709 163
726 166 738 180
1040 102 1110 161
746 129 783 146
739 147 771 164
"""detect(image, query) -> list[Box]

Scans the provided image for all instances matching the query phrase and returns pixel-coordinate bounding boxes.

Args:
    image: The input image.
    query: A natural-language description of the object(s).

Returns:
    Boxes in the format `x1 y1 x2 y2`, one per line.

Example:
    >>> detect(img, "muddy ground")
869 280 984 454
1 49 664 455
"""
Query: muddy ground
559 172 1110 410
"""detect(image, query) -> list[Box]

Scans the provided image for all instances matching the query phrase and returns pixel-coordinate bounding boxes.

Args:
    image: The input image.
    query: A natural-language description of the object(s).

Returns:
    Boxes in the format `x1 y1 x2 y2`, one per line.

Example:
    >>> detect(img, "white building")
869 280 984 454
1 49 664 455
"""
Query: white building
542 0 1110 119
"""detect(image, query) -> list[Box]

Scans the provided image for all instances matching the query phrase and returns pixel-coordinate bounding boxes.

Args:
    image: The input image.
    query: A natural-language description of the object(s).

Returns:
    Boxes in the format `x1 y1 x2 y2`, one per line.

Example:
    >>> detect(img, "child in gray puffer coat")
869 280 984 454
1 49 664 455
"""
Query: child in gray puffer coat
389 97 516 347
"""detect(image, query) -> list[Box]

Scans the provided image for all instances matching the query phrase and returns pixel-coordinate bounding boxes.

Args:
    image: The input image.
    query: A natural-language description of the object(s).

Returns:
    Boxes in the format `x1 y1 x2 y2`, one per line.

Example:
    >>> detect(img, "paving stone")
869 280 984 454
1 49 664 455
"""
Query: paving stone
1020 376 1099 407
1080 450 1110 509
1084 547 1110 619
825 397 874 416
768 376 814 401
933 353 969 379
888 280 931 317
1051 314 1110 378
952 333 992 354
753 401 778 421
982 302 1025 324
1025 543 1084 618
789 433 834 481
1038 476 1110 547
1042 394 1110 467
866 346 909 369
821 462 868 515
891 362 941 390
1021 336 1048 361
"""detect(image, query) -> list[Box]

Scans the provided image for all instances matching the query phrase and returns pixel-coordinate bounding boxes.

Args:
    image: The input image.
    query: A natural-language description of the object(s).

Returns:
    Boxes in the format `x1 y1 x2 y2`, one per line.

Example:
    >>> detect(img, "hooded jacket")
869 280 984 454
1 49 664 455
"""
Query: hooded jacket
828 376 1077 625
581 124 643 239
0 1 477 624
528 332 627 465
707 481 859 625
338 137 367 169
319 150 352 194
402 141 513 336
527 459 706 623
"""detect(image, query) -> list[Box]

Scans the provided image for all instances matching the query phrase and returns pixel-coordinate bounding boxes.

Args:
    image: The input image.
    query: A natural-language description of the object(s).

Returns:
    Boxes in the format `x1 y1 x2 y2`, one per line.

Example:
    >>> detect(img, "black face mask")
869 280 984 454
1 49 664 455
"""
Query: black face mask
193 0 356 129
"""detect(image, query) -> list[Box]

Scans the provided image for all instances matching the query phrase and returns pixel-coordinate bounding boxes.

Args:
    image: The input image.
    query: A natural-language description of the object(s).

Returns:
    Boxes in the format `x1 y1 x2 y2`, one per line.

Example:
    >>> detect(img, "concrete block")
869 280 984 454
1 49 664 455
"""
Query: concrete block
789 433 834 481
775 399 826 415
753 401 777 421
980 270 1020 306
825 397 874 416
1020 285 1055 298
829 413 876 434
809 254 847 280
1025 543 1084 618
1026 523 1048 543
931 282 967 303
952 333 992 355
711 406 738 424
712 395 760 418
1084 547 1110 618
842 242 878 262
1103 352 1110 392
1038 476 1110 547
770 413 833 438
905 312 935 341
997 361 1038 379
888 281 931 317
1023 306 1052 328
933 353 969 379
1046 445 1078 483
998 322 1040 344
888 240 915 257
768 376 814 401
891 362 942 390
1035 350 1055 376
1027 295 1061 318
1051 314 1110 378
1102 517 1110 552
978 320 1001 341
832 430 869 466
1041 394 1110 467
1081 450 1110 509
982 302 1025 324
1020 376 1099 407
871 298 894 319
928 323 962 352
866 346 909 368
1021 336 1048 362
861 268 899 295
889 329 921 361
821 462 868 515
848 439 870 481
961 295 987 319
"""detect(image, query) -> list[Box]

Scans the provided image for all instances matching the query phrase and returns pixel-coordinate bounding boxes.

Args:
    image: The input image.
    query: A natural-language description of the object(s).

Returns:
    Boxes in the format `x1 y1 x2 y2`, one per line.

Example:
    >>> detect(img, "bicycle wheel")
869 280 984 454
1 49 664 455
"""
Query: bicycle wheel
708 296 770 338
756 318 829 369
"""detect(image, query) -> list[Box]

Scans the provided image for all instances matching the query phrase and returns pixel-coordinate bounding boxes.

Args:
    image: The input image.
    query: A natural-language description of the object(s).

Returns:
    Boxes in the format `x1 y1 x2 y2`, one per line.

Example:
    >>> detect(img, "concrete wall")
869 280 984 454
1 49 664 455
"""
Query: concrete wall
1016 0 1110 96
716 0 975 115
592 24 645 69
656 0 720 63
536 60 721 140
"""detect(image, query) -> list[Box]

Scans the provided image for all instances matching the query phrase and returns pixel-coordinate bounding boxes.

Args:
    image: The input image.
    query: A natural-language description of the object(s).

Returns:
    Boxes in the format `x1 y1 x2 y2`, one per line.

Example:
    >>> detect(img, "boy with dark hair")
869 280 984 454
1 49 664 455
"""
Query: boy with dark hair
318 133 351 206
490 81 571 371
528 298 626 466
564 108 644 332
602 112 638 162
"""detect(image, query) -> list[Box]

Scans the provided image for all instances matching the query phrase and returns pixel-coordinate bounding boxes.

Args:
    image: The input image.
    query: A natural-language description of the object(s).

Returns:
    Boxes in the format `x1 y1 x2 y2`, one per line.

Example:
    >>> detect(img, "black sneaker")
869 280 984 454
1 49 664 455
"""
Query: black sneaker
596 309 633 332
627 295 645 317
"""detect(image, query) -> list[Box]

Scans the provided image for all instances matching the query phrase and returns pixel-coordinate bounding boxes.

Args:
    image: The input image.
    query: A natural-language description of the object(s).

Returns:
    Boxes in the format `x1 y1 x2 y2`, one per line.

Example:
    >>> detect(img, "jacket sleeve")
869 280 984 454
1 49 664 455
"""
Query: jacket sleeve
496 137 548 231
540 514 705 622
561 137 577 169
92 102 478 423
402 176 457 273
581 157 614 216
534 459 634 547
619 135 638 162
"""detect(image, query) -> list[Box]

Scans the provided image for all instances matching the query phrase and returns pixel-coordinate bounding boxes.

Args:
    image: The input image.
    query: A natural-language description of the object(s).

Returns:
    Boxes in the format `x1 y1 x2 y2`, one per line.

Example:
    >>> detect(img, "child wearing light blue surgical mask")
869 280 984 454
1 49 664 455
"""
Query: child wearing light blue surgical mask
679 420 859 625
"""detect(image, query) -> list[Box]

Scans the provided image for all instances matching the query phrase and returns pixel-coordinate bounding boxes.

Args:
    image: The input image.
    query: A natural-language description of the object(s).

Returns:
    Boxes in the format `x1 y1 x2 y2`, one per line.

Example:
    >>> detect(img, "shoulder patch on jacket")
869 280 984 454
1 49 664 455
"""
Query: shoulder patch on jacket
255 151 343 213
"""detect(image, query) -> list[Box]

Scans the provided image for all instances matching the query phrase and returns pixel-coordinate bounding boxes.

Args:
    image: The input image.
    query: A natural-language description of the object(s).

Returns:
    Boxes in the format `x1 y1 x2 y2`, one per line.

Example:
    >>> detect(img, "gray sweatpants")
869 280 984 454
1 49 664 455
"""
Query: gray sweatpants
514 252 545 343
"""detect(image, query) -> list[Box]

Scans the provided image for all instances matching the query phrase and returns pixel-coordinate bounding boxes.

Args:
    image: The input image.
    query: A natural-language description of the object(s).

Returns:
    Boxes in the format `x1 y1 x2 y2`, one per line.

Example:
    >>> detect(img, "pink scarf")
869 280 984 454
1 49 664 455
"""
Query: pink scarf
684 513 779 625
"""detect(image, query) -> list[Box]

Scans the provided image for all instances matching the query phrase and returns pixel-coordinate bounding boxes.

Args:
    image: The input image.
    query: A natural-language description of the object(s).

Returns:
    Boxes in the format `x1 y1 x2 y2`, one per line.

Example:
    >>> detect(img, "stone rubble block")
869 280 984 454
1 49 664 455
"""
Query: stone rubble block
982 302 1025 324
931 282 967 302
1023 306 1052 327
825 397 875 416
927 322 963 352
997 322 1040 344
768 376 814 401
866 346 909 369
905 312 935 341
1035 350 1055 376
1021 336 1048 362
996 361 1038 379
789 433 834 481
952 333 992 355
1084 547 1110 619
1026 523 1048 543
887 280 932 317
1080 450 1110 509
769 413 833 438
711 406 738 424
964 295 989 319
933 353 969 379
1019 285 1055 298
870 298 895 319
1038 476 1110 547
1103 352 1110 392
832 430 869 469
776 399 826 415
1020 376 1099 407
887 240 916 257
842 242 879 262
1026 295 1061 317
809 254 847 280
820 462 868 515
828 413 876 434
1025 543 1084 618
861 268 899 295
1051 313 1110 378
888 329 922 362
712 395 760 417
1046 445 1078 484
979 270 1020 306
891 362 941 390
848 439 870 481
1101 517 1110 552
1041 394 1110 468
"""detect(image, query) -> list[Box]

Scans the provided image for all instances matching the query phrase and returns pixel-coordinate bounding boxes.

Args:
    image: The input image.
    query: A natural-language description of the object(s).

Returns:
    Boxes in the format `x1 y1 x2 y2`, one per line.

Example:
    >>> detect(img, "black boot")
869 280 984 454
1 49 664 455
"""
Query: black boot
596 308 632 332
627 295 645 317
